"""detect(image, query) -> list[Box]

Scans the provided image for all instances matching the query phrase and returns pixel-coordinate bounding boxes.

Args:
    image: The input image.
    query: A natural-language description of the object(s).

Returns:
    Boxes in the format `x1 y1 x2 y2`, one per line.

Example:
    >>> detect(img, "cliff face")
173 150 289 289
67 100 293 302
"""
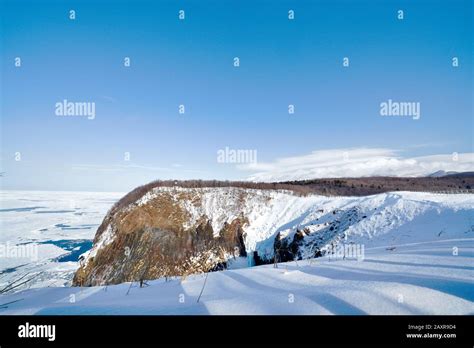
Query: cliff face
73 187 275 286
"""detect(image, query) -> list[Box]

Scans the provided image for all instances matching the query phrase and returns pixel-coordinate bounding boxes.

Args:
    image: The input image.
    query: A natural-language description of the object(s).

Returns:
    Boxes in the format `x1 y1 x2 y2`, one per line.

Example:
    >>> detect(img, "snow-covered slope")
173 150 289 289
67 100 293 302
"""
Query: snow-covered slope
1 237 472 315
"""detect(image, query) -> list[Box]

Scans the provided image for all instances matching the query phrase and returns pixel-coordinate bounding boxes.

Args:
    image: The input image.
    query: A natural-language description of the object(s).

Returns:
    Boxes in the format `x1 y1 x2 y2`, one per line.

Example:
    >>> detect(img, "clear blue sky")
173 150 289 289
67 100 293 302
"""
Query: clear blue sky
1 0 472 191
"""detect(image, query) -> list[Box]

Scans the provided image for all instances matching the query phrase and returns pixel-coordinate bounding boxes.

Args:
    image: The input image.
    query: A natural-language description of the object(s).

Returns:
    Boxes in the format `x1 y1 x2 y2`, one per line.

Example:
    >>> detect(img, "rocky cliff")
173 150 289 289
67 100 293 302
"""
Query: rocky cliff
73 183 473 286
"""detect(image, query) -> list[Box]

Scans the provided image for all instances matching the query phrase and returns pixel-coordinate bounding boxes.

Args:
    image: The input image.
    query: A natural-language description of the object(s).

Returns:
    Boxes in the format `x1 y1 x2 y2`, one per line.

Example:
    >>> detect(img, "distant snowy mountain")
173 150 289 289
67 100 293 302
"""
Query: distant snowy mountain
245 150 474 182
428 170 459 177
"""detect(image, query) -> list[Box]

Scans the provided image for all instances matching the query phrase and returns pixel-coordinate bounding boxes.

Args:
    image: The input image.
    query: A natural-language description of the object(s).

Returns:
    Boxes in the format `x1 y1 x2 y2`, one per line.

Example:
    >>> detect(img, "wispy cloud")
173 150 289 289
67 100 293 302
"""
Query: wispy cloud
240 148 474 182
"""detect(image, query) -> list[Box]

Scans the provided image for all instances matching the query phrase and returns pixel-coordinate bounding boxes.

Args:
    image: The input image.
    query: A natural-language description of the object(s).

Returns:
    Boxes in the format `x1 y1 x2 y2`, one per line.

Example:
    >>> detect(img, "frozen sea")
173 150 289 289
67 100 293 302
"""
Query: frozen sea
0 190 124 291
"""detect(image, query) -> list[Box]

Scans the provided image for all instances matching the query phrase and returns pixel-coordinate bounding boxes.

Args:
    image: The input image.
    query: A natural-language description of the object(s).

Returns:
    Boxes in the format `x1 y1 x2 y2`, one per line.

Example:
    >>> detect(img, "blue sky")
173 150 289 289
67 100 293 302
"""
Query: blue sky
1 0 472 191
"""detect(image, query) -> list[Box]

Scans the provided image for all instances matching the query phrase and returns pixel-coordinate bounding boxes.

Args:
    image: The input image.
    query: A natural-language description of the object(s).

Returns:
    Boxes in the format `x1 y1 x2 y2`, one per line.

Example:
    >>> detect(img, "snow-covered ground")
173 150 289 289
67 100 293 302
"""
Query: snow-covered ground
0 238 472 315
0 189 472 314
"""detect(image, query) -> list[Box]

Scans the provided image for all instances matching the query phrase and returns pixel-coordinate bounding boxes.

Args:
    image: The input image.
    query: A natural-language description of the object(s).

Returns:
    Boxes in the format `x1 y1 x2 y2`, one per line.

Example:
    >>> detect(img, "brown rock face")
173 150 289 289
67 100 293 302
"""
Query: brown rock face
73 188 248 286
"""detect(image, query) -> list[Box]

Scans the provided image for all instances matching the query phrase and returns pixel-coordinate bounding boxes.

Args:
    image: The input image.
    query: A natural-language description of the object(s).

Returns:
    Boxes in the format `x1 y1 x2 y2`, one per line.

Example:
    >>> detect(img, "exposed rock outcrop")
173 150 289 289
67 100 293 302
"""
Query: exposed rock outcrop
73 187 256 286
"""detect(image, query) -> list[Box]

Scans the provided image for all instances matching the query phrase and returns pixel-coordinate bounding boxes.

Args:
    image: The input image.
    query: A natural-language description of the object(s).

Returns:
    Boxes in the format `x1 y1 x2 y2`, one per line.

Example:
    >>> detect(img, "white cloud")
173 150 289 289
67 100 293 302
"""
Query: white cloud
241 148 474 182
